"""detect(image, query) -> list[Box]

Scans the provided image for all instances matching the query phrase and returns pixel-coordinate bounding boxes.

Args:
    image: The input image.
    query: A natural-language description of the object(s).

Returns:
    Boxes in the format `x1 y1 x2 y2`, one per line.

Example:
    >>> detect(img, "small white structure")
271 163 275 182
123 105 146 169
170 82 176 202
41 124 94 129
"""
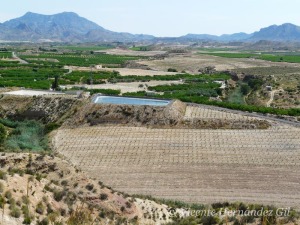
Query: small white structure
95 65 103 69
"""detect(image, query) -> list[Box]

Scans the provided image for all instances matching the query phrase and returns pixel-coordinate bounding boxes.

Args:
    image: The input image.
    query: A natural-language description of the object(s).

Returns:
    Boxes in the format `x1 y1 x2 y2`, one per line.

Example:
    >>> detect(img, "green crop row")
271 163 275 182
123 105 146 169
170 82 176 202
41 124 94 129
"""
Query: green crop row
20 53 143 67
0 67 68 89
201 52 257 58
108 73 230 83
0 52 12 58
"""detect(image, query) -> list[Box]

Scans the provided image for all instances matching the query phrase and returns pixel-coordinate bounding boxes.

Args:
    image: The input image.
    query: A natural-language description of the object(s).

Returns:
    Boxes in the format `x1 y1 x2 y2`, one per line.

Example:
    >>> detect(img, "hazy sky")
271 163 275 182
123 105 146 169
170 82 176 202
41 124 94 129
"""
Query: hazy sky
1 0 299 37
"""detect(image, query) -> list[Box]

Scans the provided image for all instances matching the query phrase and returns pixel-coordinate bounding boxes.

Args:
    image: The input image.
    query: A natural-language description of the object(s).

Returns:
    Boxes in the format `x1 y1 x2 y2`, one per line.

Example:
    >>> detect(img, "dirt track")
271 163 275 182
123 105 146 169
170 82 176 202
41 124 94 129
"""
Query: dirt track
53 105 300 208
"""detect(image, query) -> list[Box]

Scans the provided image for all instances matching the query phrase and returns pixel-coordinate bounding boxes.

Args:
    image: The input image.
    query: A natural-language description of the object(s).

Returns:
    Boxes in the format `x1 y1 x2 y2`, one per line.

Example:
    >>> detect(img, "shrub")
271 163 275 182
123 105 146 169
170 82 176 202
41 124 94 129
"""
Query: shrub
99 193 108 201
37 218 49 225
53 189 66 202
61 180 68 186
23 217 32 225
64 192 77 206
212 202 230 209
45 123 61 134
21 205 30 219
10 206 21 218
36 201 45 215
85 183 94 191
201 216 219 225
0 124 6 144
60 208 66 216
125 201 132 208
66 206 94 225
0 182 4 193
0 170 7 180
22 195 30 205
0 195 5 208
4 190 12 199
167 68 178 72
47 203 54 214
99 210 106 218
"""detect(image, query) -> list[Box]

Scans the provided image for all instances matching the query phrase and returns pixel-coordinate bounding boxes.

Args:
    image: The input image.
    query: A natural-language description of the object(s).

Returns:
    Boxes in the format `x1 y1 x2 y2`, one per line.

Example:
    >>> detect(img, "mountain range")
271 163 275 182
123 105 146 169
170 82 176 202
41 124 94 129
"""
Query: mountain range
0 12 300 43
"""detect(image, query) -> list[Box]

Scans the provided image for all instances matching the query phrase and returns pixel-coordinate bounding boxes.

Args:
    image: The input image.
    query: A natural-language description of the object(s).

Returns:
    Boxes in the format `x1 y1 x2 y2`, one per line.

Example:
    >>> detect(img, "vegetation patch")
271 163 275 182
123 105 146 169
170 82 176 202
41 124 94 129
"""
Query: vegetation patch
201 52 300 63
20 53 144 67
0 119 48 152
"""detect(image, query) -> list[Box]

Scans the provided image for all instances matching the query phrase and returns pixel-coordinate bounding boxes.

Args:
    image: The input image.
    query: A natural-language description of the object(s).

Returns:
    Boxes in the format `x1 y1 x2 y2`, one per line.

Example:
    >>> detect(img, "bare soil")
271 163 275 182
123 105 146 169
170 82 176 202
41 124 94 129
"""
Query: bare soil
139 52 300 74
98 48 167 57
53 105 300 209
65 66 179 76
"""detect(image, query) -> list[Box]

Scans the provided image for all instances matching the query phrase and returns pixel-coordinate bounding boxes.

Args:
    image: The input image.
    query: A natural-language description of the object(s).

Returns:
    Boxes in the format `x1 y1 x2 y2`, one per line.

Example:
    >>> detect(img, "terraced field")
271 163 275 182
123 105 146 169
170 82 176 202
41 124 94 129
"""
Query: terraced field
184 105 261 121
53 106 300 208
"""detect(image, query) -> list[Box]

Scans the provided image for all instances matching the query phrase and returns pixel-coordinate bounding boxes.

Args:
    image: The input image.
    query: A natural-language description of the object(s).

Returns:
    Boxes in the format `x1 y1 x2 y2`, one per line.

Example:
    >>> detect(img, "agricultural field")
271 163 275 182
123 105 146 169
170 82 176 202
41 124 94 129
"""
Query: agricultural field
19 52 143 67
0 44 299 114
0 51 12 58
0 66 69 89
200 52 300 63
53 104 300 208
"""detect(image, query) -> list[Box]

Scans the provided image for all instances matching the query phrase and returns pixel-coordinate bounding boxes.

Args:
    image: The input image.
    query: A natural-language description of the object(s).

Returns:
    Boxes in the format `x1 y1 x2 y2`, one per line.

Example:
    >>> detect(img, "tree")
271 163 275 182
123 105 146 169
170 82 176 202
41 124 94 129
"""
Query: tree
51 75 59 90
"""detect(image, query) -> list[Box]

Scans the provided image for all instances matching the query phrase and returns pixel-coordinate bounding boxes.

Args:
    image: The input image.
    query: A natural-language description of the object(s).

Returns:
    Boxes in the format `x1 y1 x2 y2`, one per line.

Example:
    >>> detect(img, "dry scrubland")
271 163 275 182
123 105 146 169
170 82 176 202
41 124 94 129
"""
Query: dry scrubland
53 105 300 208
0 153 190 225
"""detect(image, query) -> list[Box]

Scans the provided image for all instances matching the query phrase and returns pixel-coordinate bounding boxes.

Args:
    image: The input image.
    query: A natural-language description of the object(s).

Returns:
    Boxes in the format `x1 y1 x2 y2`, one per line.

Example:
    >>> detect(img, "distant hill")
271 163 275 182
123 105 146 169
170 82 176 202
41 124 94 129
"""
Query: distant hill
180 24 300 42
0 12 154 42
0 12 300 43
180 32 253 42
250 23 300 41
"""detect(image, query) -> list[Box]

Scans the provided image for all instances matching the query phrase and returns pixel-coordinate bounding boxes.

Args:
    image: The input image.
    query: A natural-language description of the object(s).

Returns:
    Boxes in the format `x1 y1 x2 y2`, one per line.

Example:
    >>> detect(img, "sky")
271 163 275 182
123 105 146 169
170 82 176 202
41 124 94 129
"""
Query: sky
1 0 300 37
